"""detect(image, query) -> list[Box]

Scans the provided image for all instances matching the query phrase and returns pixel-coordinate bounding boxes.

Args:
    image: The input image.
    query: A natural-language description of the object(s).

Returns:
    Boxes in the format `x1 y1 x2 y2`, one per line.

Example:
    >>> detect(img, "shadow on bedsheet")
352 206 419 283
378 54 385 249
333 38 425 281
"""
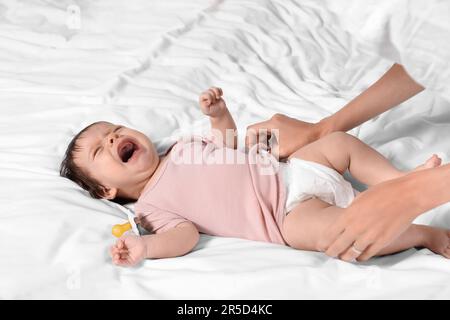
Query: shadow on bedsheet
359 248 421 267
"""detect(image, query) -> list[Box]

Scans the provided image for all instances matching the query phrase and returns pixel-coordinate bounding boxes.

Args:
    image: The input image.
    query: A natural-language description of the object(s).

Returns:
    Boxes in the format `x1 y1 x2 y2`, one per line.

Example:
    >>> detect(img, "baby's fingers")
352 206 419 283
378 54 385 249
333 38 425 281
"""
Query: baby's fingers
111 248 130 264
209 87 222 100
117 238 125 250
113 252 137 267
200 92 214 106
112 253 122 264
110 244 126 255
113 256 131 267
109 245 116 257
110 245 120 255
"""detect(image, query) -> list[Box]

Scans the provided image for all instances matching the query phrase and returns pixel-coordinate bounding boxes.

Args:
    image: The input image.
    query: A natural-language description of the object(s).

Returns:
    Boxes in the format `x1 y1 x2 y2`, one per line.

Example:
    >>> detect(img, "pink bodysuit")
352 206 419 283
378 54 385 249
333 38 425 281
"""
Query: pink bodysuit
135 136 287 245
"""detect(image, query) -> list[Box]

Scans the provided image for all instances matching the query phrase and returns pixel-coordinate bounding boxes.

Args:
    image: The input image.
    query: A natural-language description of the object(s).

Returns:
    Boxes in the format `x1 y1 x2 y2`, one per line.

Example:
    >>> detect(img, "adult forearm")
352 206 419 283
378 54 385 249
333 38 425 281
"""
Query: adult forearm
318 63 424 135
395 164 450 215
356 164 450 221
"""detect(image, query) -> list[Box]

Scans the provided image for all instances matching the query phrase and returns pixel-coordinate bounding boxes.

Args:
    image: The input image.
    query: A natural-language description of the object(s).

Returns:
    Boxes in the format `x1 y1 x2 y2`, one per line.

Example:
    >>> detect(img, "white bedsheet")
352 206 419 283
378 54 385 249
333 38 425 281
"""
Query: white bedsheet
1 0 449 299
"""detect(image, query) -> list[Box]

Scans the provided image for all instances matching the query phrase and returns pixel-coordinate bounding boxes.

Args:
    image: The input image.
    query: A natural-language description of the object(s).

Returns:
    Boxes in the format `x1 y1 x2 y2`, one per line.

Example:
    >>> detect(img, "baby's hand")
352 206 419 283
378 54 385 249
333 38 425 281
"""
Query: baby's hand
110 235 147 267
199 87 227 118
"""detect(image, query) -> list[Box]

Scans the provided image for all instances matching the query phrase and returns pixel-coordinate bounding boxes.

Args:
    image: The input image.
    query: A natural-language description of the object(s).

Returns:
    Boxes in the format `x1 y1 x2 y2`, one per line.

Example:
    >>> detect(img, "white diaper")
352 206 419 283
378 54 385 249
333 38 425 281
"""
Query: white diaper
279 158 357 213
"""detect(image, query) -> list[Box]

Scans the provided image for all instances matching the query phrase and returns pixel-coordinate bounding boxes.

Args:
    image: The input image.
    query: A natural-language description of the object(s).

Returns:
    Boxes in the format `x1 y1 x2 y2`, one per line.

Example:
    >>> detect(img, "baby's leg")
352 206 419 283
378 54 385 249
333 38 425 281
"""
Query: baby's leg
282 197 450 260
288 132 441 186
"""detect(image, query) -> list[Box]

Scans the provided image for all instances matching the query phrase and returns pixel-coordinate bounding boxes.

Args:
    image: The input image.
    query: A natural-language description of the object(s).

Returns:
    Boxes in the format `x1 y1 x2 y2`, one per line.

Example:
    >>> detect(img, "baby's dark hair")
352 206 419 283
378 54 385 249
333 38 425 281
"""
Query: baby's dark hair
60 122 130 204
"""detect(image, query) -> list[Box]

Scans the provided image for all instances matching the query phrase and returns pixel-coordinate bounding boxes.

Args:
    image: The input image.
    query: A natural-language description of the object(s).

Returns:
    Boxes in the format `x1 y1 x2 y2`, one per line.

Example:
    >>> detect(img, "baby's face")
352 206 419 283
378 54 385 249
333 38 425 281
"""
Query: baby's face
74 122 159 199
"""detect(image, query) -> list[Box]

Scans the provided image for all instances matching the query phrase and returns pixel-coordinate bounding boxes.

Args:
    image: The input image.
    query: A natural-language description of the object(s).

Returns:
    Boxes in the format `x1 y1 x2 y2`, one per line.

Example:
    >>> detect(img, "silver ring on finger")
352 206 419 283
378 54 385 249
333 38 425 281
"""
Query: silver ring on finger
351 244 363 255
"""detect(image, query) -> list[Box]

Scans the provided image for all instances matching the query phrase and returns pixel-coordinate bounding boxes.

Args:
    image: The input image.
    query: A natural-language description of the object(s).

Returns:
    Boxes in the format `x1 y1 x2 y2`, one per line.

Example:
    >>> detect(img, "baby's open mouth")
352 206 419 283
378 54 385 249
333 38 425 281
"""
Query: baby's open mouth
117 139 139 163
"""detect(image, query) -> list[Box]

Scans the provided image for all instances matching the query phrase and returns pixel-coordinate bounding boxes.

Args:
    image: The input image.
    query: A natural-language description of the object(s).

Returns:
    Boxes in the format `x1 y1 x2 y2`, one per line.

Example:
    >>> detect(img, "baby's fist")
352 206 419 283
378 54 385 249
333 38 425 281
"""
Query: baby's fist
199 87 227 118
110 235 146 267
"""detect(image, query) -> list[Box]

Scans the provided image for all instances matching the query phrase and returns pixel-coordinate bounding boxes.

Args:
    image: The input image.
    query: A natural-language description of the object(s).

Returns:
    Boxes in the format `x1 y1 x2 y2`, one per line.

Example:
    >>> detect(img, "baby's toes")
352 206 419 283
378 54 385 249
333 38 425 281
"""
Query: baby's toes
443 243 450 259
444 248 450 259
424 154 442 169
442 232 450 258
424 227 450 258
431 154 442 166
447 231 450 250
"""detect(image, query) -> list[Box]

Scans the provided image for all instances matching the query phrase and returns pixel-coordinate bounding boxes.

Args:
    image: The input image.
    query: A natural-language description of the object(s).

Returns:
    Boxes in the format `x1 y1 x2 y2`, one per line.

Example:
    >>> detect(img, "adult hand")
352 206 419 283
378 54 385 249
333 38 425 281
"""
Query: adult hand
245 113 327 159
318 177 420 261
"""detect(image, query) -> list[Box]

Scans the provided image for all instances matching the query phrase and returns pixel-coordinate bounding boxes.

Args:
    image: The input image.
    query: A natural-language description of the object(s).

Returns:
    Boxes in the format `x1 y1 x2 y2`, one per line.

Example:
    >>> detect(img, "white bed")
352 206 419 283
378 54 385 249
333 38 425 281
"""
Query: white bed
1 0 449 299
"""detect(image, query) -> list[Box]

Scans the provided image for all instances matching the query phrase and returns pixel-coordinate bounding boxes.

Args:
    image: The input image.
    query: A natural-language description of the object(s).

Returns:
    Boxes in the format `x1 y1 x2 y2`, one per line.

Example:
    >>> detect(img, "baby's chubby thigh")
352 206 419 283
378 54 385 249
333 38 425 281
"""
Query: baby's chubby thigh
287 132 350 175
288 136 334 169
281 197 344 251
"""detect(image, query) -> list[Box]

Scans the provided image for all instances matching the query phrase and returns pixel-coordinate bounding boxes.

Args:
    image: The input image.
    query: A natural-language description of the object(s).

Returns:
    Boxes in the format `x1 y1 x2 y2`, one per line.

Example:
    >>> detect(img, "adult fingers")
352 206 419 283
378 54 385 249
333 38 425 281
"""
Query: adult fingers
324 229 356 258
339 237 372 262
357 240 386 262
339 248 360 262
317 219 346 253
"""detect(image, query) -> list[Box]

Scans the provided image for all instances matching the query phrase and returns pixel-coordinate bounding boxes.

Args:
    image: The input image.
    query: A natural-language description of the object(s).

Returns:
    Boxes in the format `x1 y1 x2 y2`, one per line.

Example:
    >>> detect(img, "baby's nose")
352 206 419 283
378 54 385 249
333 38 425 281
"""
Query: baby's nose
108 133 118 145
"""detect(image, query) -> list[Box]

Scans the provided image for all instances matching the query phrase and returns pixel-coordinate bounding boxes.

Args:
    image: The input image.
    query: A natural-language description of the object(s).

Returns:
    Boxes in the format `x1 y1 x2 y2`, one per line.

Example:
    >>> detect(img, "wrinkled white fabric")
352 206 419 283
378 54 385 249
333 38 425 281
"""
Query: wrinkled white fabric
325 0 450 101
1 0 449 299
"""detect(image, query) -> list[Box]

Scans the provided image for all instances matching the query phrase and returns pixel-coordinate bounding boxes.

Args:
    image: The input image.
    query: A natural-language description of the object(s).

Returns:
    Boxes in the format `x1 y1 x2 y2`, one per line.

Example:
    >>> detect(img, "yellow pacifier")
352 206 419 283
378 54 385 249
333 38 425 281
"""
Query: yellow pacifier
112 222 132 238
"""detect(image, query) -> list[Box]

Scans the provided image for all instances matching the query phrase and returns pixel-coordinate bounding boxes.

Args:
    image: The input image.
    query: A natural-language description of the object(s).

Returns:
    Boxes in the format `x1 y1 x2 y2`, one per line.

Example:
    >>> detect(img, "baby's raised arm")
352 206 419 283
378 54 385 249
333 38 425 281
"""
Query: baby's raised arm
199 87 237 149
110 222 199 267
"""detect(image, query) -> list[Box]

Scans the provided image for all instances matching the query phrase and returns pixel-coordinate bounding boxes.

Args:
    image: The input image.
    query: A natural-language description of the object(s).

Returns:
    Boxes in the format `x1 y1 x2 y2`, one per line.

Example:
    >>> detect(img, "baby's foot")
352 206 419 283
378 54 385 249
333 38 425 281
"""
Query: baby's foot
413 154 442 172
420 226 450 259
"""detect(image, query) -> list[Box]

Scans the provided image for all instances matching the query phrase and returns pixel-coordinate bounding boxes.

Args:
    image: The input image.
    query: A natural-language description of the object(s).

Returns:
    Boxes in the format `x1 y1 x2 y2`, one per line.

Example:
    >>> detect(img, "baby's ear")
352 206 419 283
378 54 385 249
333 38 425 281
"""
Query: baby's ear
102 187 118 200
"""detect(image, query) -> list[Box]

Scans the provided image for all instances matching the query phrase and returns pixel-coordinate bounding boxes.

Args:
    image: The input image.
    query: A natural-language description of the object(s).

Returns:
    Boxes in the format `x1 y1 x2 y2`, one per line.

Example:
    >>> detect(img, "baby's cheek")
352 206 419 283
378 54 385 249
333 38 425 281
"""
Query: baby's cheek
96 160 125 185
111 165 131 182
